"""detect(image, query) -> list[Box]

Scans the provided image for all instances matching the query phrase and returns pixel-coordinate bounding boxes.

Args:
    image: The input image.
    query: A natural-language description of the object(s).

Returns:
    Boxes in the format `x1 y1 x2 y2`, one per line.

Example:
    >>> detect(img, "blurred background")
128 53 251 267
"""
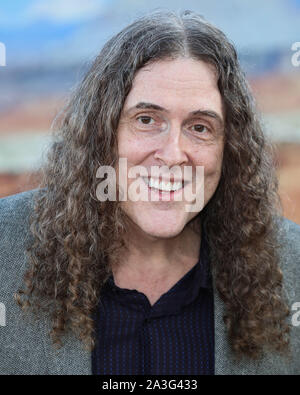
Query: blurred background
0 0 300 223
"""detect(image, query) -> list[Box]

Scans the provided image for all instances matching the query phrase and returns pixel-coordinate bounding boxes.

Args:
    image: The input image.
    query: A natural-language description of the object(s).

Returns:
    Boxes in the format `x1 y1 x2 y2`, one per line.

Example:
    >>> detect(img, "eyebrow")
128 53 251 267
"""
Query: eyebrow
125 102 224 128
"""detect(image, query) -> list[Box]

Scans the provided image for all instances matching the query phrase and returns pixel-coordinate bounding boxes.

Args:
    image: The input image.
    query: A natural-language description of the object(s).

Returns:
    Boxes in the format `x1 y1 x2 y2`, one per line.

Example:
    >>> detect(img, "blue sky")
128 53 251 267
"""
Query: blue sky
0 0 110 27
0 0 299 66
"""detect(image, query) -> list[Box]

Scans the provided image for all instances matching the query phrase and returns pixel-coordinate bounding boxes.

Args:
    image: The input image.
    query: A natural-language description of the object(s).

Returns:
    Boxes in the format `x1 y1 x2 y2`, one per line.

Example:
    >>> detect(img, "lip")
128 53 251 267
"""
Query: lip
142 177 187 202
144 176 186 184
143 176 191 186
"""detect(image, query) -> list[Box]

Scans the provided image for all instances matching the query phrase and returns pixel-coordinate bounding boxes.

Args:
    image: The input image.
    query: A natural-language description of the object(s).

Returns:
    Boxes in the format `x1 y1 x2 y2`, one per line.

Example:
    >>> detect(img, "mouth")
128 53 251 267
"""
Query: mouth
142 177 189 198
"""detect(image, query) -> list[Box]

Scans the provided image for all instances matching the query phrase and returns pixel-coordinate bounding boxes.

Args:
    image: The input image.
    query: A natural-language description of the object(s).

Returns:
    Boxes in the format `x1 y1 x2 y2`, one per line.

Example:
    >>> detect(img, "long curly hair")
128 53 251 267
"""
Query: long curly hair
16 10 290 359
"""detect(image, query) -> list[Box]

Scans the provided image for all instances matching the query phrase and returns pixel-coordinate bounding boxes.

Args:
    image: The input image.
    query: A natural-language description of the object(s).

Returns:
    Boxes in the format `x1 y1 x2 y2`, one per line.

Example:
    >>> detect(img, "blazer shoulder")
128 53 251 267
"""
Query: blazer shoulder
0 188 41 226
276 217 300 303
0 189 50 375
0 189 44 300
279 216 300 235
0 189 42 268
277 217 300 257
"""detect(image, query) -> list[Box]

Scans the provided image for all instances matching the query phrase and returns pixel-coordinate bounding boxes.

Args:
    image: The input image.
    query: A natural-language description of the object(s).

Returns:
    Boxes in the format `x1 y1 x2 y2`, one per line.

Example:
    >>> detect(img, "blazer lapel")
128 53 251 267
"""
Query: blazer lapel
213 277 295 375
42 318 91 375
213 278 258 375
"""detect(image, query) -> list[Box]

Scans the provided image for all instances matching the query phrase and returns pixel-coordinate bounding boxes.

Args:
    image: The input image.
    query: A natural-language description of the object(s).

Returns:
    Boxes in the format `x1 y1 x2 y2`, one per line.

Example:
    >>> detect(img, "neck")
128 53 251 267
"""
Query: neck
111 218 202 287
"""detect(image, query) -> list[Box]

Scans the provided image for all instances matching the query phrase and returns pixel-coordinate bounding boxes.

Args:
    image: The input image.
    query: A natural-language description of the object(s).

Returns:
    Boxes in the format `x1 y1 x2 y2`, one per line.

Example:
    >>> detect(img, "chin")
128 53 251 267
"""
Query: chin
133 216 187 239
143 227 183 239
121 202 193 239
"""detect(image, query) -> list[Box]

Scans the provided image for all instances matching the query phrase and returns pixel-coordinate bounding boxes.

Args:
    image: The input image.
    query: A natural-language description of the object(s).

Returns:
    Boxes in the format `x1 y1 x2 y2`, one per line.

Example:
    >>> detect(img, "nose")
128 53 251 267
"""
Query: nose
153 128 189 168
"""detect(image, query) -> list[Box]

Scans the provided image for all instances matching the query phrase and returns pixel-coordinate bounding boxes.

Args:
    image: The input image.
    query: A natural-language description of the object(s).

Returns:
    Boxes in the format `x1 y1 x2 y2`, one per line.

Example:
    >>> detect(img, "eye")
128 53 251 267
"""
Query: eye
137 116 155 125
191 124 208 133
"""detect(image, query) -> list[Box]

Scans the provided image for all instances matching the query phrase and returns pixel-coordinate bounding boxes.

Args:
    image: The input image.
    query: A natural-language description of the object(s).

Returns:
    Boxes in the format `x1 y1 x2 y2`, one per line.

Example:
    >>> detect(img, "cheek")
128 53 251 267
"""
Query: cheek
206 154 223 177
118 131 148 164
194 144 223 172
193 146 223 191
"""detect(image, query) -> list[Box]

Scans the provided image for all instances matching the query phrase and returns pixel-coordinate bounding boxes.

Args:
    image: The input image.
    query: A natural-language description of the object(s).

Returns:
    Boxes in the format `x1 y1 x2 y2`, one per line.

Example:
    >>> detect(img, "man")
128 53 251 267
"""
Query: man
0 10 299 375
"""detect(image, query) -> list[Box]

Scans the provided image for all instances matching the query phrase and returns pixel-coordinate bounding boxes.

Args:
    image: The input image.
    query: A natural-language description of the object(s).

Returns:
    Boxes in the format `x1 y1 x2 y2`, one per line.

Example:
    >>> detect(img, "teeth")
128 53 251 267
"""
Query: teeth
143 177 183 192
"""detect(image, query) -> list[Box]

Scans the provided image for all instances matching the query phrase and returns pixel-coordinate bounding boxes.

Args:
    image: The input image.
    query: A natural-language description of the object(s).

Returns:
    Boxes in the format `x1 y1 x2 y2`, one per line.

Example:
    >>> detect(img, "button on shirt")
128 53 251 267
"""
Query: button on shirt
92 233 214 375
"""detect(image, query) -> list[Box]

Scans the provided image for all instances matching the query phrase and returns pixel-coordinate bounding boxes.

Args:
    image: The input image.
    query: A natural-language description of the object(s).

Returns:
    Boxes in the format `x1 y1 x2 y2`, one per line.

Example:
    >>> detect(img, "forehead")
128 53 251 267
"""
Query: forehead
123 57 223 116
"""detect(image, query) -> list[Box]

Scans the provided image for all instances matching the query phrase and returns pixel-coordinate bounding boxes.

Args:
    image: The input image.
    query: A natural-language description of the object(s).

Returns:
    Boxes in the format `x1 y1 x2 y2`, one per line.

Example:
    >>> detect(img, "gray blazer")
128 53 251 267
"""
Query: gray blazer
0 189 299 375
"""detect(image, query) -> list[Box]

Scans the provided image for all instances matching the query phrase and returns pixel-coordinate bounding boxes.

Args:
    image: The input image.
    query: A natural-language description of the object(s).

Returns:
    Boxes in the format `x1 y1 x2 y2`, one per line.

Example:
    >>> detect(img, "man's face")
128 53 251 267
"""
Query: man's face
117 57 225 239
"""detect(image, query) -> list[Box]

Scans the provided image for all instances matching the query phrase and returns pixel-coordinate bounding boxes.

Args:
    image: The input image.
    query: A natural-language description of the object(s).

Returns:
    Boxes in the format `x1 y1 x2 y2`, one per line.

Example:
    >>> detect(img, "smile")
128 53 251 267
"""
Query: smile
142 177 184 192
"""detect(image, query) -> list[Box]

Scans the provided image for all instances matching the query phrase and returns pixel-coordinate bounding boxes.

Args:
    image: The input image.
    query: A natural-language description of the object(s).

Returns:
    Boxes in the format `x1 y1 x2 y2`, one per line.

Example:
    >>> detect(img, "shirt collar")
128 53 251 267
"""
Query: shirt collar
102 229 212 317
